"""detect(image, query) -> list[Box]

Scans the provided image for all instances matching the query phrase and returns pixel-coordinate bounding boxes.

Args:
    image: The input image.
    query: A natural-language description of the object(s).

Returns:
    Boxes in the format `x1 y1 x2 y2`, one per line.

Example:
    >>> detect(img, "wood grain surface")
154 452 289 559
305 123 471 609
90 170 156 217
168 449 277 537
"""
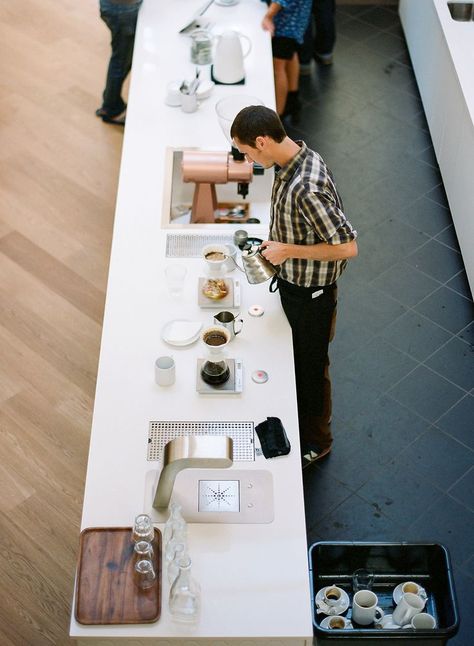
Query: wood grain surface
0 0 126 643
75 527 162 625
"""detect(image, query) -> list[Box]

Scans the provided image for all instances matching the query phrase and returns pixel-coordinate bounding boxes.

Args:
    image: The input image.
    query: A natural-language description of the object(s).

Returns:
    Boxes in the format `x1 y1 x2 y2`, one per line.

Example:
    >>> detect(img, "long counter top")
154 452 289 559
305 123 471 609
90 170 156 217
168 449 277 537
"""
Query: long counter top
70 0 313 642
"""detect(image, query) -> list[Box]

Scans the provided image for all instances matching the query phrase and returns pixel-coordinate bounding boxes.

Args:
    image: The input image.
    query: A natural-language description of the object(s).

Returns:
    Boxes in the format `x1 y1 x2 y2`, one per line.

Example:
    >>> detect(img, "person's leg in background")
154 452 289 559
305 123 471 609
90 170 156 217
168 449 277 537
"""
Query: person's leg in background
97 1 142 124
272 37 301 123
298 0 336 72
314 0 336 64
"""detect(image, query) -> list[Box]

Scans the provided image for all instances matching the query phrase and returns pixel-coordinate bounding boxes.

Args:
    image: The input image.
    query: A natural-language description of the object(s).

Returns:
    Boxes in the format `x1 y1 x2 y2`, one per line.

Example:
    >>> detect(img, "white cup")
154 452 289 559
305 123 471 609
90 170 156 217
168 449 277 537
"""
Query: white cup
327 616 351 630
392 592 425 626
323 585 344 607
401 581 427 599
352 590 384 626
411 612 437 629
224 243 238 272
181 92 198 113
155 356 175 386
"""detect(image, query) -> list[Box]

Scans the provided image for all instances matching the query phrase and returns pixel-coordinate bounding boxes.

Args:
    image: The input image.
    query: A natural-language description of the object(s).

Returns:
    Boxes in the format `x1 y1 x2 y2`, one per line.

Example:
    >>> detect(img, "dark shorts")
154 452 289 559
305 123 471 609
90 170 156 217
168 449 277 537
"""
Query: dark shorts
272 36 300 60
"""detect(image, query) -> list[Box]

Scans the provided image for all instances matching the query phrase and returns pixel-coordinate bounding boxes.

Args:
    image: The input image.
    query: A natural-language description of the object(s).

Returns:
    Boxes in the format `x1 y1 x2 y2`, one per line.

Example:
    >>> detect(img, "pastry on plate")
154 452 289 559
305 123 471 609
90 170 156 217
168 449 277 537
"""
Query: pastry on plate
202 278 228 300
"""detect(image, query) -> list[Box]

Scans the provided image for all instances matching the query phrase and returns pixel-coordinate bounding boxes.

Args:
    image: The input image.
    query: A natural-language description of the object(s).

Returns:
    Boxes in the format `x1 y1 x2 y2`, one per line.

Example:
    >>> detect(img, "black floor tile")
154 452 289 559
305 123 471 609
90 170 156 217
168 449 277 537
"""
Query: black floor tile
357 460 440 527
426 182 449 207
397 195 452 237
435 224 461 252
448 467 474 512
371 261 440 308
358 6 399 30
425 337 474 391
414 286 474 334
397 427 474 491
388 365 465 422
405 494 474 567
312 493 402 542
406 240 464 283
416 145 439 169
342 336 418 393
337 17 380 43
435 395 474 450
363 30 407 58
458 320 473 344
303 467 355 532
351 394 429 464
447 271 473 300
380 309 452 361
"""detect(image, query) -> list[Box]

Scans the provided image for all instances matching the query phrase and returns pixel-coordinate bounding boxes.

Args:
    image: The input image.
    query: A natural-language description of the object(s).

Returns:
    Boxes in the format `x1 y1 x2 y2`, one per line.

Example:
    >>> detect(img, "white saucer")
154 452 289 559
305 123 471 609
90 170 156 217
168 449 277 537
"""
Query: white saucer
392 582 427 605
161 319 202 346
320 616 353 629
375 614 401 630
315 586 350 616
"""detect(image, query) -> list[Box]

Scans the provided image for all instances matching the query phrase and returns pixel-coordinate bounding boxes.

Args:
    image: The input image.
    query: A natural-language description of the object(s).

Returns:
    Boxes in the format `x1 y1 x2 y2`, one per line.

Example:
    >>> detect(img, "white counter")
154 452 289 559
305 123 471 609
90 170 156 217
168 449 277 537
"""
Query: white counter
70 0 313 643
400 0 474 295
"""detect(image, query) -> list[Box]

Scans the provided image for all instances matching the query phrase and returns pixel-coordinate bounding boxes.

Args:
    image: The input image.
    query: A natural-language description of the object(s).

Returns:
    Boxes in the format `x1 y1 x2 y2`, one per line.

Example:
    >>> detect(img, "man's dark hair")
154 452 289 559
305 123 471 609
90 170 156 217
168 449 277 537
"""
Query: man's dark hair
230 106 286 147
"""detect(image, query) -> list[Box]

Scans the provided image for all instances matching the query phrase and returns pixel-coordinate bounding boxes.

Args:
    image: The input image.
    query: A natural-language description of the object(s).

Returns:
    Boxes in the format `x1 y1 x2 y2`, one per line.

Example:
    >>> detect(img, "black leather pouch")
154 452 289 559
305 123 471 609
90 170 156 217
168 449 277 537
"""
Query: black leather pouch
255 416 291 458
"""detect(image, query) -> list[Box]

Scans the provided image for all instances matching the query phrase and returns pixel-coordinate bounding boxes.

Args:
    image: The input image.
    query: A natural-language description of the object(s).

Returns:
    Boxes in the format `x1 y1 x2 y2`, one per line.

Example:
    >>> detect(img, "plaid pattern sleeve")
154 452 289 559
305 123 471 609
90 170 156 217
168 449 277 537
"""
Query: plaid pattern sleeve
270 142 357 287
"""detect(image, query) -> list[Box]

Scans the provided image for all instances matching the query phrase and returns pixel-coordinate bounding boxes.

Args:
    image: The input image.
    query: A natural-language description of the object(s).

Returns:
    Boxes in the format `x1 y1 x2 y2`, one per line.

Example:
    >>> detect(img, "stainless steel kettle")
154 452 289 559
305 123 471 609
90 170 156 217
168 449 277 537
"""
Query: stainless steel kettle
241 245 277 284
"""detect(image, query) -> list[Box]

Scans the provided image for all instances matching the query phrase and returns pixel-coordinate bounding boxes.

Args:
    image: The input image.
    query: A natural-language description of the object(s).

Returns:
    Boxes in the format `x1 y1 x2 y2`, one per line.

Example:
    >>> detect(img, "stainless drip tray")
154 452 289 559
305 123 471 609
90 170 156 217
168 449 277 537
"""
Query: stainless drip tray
145 469 274 523
166 233 234 257
147 420 255 462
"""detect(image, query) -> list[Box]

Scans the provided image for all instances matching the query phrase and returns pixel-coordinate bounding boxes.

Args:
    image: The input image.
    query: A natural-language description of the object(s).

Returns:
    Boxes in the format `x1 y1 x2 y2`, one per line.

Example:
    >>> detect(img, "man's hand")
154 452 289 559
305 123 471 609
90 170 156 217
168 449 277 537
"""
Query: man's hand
260 240 290 265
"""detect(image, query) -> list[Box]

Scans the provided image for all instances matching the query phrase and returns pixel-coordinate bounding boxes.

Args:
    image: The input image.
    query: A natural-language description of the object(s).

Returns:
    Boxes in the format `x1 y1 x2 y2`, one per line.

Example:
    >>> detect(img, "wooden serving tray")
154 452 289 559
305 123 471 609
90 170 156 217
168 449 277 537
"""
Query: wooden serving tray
75 526 162 625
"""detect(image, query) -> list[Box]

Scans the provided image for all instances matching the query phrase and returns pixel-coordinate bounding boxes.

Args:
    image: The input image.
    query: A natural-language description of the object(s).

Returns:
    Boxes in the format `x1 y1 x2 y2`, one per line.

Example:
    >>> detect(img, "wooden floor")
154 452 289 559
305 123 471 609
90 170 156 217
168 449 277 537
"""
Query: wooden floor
0 1 125 643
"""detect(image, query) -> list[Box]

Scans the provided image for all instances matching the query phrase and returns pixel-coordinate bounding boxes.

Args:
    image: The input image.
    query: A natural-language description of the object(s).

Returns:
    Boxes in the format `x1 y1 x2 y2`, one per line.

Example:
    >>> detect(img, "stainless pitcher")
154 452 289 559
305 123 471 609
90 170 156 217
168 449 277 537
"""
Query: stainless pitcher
241 245 277 284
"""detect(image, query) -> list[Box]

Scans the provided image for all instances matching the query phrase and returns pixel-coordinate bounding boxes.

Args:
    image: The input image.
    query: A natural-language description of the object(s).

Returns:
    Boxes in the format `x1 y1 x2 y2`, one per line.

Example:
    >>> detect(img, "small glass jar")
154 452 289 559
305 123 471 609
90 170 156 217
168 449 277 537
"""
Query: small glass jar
132 514 155 543
190 29 213 66
134 559 156 590
134 540 154 561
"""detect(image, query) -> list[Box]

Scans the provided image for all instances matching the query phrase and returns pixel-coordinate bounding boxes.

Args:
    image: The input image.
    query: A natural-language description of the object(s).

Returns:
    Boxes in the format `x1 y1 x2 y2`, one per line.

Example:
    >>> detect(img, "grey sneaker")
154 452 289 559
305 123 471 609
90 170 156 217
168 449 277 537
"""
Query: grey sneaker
315 52 333 66
299 62 313 76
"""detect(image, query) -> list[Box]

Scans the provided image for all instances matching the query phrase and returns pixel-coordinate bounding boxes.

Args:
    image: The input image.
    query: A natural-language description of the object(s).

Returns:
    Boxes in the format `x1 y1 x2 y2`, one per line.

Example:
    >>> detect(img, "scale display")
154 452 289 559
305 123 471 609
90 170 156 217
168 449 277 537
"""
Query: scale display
198 479 240 512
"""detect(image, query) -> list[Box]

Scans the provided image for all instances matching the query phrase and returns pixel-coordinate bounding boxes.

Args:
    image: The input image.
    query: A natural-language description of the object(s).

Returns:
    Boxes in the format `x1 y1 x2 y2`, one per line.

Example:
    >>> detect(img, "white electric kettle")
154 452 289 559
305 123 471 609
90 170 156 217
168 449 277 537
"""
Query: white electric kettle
213 30 252 84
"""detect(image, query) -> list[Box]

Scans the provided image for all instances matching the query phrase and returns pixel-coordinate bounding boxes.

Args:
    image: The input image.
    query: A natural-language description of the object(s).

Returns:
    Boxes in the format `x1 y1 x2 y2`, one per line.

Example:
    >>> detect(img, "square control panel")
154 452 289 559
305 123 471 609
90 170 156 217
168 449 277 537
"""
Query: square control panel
198 479 240 512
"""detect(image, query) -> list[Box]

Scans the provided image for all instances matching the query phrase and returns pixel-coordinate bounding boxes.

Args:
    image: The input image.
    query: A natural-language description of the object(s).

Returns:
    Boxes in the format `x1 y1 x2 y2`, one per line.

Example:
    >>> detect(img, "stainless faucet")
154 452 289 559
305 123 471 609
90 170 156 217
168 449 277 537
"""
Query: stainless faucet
152 435 233 509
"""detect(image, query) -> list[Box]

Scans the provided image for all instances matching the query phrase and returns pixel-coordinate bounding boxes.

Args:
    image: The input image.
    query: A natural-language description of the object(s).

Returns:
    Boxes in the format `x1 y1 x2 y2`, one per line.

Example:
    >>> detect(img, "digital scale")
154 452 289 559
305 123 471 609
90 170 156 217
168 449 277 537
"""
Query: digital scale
198 277 241 309
196 358 243 394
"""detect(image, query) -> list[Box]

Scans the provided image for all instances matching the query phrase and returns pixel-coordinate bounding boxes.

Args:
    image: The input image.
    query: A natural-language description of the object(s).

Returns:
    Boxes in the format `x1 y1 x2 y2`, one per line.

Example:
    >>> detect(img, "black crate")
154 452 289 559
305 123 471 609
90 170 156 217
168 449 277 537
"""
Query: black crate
309 542 459 644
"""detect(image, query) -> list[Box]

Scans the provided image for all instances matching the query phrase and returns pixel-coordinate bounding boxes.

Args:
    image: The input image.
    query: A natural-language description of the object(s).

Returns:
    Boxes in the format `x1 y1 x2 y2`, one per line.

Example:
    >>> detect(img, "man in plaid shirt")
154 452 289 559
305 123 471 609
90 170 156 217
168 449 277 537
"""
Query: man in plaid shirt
231 106 358 469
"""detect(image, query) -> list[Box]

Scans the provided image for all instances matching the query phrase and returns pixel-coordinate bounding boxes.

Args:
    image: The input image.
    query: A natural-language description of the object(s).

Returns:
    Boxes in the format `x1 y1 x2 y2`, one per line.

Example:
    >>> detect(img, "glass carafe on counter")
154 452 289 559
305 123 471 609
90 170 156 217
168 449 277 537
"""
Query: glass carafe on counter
169 556 201 623
200 326 231 386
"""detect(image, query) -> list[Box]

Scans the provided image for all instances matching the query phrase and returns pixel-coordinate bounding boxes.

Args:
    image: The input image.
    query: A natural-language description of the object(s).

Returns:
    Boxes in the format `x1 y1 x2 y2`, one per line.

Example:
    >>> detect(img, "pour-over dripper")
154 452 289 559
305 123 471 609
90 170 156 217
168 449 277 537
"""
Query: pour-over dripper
215 95 264 148
200 326 231 385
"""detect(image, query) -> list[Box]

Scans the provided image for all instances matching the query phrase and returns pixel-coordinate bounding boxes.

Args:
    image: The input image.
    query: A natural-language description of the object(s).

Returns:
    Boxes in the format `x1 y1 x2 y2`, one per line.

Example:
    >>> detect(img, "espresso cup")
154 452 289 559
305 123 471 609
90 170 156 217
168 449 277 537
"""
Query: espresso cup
411 612 437 629
155 356 175 386
328 616 351 630
213 310 243 339
323 585 343 606
352 590 384 626
402 581 427 599
392 592 425 626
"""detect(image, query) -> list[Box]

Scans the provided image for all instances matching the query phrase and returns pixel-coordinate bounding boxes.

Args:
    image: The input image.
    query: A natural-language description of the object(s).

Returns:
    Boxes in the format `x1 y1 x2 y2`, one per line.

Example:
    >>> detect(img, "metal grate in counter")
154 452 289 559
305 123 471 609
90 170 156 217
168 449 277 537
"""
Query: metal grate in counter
166 233 234 257
147 421 255 462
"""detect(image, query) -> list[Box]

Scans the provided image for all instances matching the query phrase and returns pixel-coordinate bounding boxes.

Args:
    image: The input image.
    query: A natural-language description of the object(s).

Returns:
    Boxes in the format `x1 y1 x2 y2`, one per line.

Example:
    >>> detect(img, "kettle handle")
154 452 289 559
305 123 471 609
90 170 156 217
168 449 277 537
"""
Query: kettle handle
238 33 252 58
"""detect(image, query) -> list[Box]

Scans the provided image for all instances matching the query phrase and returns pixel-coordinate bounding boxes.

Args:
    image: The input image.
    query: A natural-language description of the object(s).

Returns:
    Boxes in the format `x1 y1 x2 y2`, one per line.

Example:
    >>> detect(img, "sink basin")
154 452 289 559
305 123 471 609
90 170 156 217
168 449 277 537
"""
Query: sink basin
145 469 274 523
448 2 474 20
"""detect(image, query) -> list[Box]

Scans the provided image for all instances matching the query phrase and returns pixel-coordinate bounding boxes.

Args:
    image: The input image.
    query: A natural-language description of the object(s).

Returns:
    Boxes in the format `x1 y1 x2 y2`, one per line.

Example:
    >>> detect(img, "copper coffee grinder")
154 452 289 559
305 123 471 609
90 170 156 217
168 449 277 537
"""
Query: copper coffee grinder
181 150 254 223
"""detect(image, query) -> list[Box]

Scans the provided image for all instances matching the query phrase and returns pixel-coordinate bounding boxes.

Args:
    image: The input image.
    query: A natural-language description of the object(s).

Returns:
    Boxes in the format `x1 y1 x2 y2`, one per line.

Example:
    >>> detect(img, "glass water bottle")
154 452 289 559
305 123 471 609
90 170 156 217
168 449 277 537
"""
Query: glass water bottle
169 556 201 623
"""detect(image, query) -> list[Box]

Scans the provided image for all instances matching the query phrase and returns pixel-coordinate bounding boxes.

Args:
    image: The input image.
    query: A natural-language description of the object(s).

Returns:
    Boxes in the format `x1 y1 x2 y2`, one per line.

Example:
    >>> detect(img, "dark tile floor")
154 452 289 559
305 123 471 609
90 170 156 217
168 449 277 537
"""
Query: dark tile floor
286 4 474 644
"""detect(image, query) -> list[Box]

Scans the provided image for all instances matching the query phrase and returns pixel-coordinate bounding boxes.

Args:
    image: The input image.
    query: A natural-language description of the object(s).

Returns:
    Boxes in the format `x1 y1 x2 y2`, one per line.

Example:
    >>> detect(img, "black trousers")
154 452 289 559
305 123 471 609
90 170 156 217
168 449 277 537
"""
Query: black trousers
277 278 337 451
299 0 336 63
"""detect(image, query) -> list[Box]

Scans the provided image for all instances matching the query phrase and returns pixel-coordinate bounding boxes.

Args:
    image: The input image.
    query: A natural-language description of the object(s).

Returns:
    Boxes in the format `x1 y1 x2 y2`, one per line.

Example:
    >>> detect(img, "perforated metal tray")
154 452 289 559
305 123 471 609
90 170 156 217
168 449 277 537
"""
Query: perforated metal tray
166 233 234 257
147 421 255 462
